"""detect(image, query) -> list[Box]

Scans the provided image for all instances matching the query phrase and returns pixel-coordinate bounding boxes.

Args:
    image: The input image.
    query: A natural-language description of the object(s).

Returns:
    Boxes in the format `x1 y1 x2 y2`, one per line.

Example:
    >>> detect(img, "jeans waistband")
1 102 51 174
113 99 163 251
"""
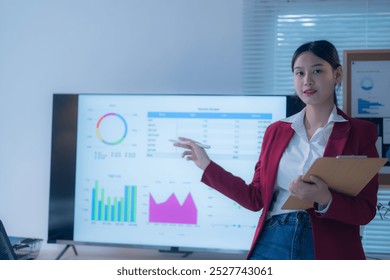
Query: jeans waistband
267 211 310 225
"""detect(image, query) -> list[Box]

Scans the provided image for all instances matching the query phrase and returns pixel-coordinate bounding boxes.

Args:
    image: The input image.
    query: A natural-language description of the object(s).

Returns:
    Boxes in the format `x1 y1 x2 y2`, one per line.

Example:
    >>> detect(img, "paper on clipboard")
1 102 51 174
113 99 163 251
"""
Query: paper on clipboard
282 157 387 210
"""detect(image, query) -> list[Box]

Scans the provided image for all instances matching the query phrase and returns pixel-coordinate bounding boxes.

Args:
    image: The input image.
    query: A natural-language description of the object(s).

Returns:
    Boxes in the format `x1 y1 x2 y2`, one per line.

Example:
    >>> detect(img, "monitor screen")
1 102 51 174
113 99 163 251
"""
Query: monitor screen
48 93 304 253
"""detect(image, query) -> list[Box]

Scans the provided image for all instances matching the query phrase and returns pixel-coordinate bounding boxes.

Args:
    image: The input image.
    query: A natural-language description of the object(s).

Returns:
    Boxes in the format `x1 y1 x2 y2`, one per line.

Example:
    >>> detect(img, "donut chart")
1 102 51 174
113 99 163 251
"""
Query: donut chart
96 113 127 145
360 76 374 91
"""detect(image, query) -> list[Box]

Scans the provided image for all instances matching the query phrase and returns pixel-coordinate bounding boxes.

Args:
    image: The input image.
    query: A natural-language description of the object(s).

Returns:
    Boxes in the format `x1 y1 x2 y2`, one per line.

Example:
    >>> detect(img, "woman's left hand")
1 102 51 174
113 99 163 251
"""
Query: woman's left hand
288 175 332 206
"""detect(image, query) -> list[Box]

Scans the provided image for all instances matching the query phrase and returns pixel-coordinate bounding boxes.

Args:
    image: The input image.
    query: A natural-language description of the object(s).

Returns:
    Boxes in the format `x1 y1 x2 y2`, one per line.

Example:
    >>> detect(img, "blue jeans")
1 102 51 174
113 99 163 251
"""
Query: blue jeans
249 211 315 260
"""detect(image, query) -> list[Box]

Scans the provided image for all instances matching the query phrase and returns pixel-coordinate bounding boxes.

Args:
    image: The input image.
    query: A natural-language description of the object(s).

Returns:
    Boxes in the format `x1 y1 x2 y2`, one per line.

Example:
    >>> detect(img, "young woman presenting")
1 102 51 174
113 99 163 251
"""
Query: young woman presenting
174 40 379 260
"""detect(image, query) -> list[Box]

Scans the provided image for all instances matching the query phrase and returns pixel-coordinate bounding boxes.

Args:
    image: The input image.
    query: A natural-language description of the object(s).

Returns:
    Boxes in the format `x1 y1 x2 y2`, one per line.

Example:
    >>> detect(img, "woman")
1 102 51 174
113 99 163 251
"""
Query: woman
174 40 379 260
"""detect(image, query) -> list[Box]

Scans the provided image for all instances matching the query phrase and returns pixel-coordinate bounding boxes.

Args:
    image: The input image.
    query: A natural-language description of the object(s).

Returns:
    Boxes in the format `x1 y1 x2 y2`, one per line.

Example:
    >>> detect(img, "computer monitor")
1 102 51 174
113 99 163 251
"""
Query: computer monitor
48 93 304 254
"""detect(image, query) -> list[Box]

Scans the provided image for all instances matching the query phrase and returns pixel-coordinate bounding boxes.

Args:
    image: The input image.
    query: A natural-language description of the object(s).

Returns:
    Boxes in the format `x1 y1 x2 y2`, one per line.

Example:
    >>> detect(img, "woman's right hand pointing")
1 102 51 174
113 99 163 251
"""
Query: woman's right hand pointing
173 137 211 170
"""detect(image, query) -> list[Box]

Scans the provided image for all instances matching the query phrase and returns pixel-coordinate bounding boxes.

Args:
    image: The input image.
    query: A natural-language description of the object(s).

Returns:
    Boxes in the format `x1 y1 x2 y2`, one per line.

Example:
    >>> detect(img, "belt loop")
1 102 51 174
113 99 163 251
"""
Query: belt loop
280 212 290 224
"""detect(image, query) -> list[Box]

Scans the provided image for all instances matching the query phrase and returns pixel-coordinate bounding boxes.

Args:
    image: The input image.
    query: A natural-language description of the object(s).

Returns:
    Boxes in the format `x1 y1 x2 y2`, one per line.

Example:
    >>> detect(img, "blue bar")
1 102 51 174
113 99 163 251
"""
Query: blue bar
98 201 102 221
131 186 136 222
147 112 272 120
118 201 121 222
124 186 129 222
91 188 96 220
111 205 115 221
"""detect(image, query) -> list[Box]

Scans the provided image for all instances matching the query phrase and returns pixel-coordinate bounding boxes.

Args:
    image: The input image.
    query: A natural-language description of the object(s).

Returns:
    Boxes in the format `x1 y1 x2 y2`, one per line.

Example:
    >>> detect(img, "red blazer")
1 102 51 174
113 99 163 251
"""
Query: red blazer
202 109 379 260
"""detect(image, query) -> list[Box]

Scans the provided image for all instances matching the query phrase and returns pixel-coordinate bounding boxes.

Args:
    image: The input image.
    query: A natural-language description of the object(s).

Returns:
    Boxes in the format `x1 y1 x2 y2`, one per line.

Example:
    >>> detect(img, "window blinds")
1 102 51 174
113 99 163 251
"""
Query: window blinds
243 0 390 109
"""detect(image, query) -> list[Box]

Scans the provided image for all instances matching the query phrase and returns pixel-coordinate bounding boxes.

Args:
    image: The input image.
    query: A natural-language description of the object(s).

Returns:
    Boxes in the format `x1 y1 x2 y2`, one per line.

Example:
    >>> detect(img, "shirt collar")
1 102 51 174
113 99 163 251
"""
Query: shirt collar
282 105 347 128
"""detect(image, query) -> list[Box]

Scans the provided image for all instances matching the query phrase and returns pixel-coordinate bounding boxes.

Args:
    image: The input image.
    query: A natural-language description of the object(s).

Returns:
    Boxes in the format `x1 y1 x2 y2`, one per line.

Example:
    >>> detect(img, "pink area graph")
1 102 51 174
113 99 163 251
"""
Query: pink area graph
149 193 197 224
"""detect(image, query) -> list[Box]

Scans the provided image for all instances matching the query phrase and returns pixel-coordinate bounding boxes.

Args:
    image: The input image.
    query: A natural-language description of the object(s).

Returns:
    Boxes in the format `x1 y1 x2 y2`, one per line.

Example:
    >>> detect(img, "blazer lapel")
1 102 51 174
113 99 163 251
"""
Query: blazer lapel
264 123 295 203
272 124 295 164
324 121 351 157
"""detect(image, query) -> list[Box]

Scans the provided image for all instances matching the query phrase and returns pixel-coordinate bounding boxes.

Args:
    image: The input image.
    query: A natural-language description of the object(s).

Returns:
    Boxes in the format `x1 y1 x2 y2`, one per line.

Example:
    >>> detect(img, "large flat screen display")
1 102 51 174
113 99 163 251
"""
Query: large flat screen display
48 94 304 254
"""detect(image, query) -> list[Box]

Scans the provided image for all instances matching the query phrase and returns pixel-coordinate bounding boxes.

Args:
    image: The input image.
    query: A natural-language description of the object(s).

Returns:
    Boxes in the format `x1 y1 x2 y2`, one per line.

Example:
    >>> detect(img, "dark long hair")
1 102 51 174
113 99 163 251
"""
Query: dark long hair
291 40 341 107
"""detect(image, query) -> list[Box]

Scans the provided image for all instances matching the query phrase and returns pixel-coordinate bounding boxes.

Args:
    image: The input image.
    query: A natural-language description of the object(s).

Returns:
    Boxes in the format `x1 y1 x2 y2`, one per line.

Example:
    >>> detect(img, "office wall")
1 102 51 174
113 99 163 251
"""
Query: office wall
0 0 242 238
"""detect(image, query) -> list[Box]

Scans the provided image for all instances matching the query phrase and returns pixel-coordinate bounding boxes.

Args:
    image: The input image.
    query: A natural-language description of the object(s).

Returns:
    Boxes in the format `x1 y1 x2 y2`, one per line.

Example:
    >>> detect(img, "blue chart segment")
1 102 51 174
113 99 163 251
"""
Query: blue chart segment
358 98 384 115
91 180 137 223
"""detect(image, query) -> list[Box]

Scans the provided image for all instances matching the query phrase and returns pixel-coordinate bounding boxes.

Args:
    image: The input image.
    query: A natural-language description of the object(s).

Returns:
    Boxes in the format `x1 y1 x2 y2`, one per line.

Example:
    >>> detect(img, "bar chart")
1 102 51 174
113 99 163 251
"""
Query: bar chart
91 180 137 223
358 98 384 115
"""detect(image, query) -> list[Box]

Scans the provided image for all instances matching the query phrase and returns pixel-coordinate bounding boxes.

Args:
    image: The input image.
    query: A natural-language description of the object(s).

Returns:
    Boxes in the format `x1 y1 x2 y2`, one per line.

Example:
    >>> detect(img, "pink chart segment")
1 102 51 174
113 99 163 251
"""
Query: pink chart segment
149 193 197 224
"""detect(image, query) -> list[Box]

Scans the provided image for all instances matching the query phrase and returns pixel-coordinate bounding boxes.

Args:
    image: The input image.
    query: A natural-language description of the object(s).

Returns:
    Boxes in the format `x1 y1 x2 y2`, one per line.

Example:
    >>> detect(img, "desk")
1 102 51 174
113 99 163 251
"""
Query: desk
36 243 248 260
35 243 390 260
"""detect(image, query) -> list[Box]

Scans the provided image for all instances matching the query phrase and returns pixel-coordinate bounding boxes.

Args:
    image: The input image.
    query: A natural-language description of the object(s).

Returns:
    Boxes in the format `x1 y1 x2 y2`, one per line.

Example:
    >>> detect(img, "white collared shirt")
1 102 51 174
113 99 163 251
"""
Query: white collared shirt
267 105 348 217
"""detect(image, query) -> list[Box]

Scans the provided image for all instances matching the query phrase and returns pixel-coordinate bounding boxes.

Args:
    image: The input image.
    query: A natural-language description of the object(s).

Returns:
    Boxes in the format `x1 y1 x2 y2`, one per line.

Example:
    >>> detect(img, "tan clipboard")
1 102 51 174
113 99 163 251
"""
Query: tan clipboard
282 157 387 210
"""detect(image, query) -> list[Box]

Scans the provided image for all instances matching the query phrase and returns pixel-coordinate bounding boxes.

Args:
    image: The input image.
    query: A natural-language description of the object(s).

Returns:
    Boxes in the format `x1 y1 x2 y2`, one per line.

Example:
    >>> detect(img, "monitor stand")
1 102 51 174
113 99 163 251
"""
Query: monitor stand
159 247 193 258
56 244 78 260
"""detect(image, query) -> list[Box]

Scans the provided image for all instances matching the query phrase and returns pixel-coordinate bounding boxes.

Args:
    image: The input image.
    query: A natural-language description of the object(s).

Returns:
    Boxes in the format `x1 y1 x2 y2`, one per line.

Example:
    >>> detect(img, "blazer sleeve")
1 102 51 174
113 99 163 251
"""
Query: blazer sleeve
200 125 285 212
200 160 264 211
317 120 379 226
